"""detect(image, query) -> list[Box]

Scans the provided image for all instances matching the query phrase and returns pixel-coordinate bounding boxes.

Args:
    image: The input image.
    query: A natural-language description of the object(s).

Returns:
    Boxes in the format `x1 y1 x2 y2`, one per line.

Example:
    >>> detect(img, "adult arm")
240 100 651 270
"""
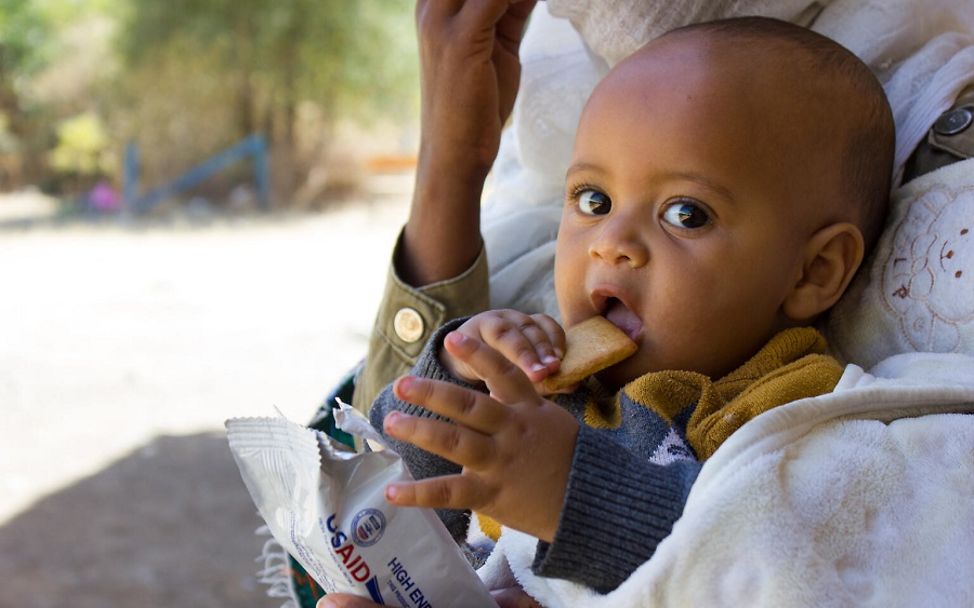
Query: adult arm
403 0 536 286
352 0 537 413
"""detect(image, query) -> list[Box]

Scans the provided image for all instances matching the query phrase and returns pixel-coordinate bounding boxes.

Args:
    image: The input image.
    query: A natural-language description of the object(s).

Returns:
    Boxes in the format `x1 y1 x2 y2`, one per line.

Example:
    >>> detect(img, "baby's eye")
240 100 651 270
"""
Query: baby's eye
577 189 611 216
661 199 710 229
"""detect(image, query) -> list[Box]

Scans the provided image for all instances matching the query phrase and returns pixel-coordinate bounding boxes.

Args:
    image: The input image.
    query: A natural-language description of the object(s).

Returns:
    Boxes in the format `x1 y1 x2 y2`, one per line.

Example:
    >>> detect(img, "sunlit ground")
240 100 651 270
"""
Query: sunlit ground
0 178 411 607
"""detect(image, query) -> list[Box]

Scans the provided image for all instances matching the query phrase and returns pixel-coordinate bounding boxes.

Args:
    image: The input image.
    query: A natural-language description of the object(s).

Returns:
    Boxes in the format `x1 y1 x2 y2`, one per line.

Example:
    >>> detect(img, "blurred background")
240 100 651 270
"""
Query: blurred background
0 1 420 606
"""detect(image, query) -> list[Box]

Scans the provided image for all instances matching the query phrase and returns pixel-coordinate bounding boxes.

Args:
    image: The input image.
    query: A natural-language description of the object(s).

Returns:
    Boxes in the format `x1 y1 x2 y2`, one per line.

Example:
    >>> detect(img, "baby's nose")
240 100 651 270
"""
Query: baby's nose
588 221 649 268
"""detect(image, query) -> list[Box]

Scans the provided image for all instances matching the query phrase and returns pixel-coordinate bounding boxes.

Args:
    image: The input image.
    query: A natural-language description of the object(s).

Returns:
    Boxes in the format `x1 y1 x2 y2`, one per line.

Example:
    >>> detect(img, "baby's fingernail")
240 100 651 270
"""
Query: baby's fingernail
554 347 564 359
385 485 400 502
396 375 415 395
384 411 402 431
530 363 546 373
446 332 467 346
542 355 559 365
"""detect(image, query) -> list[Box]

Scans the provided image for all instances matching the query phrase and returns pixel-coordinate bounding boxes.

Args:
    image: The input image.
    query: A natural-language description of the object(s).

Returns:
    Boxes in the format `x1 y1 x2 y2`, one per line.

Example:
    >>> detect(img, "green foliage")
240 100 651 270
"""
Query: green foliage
0 0 419 199
0 111 17 153
106 0 419 203
0 0 54 82
49 111 114 176
117 0 417 125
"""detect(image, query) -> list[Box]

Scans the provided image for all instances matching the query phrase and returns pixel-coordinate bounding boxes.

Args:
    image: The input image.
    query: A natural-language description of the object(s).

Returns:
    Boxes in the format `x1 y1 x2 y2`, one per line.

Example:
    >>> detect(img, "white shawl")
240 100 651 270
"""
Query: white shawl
480 352 974 607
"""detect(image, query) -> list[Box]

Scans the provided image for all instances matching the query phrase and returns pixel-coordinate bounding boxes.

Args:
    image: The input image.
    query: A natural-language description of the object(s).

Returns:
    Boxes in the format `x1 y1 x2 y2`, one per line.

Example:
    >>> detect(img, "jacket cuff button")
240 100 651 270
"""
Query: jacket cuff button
393 307 425 343
934 107 973 136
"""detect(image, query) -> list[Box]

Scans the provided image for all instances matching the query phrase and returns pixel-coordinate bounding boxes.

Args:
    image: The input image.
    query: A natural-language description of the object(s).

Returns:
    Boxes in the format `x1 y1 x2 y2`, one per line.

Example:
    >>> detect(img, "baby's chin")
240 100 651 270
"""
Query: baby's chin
595 355 654 392
595 350 720 391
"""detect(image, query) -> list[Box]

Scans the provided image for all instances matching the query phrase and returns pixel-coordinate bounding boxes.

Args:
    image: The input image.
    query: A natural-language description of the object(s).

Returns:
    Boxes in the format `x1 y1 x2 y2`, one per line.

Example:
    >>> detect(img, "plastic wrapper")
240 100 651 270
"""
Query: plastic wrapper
226 403 495 608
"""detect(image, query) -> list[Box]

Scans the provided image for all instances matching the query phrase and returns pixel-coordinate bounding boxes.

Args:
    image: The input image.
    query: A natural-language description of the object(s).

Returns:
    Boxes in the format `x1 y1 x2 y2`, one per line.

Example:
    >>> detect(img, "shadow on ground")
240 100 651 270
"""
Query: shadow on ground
0 433 282 608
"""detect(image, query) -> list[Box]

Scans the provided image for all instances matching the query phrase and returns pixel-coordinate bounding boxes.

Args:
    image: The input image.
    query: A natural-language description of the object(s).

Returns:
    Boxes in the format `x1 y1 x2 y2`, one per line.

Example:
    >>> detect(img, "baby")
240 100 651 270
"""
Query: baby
371 14 893 596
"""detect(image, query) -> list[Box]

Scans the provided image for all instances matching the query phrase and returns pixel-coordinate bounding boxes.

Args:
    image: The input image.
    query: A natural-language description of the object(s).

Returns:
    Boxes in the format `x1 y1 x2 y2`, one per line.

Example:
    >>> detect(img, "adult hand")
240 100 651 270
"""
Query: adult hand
403 0 538 286
384 330 579 542
416 0 537 172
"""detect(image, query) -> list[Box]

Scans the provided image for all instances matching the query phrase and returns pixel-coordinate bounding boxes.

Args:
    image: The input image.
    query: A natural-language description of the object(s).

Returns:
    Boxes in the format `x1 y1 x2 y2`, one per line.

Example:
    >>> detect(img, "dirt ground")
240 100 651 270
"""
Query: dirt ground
0 183 410 607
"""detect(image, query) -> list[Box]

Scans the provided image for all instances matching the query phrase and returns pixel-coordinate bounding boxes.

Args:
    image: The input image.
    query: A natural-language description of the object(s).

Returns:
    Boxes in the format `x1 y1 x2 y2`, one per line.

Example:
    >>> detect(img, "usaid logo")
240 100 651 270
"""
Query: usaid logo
351 508 386 547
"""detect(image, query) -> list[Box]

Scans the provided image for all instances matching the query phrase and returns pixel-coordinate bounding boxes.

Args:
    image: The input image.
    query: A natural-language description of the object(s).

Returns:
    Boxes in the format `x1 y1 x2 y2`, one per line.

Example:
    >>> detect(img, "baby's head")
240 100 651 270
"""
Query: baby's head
553 17 894 387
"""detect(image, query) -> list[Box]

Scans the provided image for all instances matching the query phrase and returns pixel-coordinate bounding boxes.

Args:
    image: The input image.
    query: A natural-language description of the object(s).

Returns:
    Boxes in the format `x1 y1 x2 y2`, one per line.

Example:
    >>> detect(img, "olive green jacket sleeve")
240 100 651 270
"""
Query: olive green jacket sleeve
352 230 490 415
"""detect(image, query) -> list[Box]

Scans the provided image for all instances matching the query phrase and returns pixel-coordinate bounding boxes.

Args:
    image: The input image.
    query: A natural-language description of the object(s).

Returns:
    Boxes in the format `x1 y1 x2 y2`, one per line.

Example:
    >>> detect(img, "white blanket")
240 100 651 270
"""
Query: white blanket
480 352 974 607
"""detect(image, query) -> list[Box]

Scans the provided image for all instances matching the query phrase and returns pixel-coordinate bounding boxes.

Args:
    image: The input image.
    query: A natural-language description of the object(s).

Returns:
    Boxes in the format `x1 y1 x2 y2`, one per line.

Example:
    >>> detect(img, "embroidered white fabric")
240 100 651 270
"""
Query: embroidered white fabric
829 159 974 368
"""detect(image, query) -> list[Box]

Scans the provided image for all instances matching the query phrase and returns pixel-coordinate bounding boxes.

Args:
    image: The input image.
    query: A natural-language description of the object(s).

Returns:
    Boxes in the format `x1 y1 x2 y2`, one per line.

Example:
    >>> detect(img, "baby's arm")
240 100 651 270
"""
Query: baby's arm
382 322 704 593
532 430 701 593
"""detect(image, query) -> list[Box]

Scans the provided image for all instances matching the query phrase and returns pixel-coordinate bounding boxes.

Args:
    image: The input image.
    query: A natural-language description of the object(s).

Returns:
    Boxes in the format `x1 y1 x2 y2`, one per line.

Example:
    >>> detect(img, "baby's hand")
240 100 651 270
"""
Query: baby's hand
443 310 565 385
385 332 579 542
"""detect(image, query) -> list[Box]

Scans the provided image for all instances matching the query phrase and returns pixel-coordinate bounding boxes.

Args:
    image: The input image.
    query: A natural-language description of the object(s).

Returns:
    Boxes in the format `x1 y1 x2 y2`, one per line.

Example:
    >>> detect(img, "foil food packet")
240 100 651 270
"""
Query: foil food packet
226 403 495 608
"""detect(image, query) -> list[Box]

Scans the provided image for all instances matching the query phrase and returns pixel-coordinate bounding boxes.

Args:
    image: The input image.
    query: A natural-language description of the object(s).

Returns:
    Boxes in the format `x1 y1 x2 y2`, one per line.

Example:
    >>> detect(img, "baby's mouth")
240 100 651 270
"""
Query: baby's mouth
602 297 644 342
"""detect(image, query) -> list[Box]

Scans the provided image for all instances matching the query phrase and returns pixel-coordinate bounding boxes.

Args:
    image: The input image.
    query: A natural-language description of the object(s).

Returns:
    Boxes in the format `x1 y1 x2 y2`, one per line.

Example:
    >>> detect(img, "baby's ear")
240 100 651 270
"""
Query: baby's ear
782 222 865 322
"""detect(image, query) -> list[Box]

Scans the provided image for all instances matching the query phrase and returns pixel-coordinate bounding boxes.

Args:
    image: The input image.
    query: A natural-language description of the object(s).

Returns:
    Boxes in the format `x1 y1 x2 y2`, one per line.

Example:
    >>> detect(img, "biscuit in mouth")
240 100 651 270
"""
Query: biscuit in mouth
540 315 638 394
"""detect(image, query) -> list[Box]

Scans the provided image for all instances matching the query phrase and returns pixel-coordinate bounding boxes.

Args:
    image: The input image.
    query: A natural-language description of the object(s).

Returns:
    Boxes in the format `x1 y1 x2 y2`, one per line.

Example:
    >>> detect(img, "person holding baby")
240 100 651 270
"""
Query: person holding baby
321 0 895 605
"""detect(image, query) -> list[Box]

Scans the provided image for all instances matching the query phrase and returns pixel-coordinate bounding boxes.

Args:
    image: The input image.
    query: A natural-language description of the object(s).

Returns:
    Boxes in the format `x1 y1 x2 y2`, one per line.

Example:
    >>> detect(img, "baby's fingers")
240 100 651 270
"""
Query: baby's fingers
530 313 566 365
479 311 559 382
443 331 539 405
385 474 490 512
394 376 507 434
384 411 495 469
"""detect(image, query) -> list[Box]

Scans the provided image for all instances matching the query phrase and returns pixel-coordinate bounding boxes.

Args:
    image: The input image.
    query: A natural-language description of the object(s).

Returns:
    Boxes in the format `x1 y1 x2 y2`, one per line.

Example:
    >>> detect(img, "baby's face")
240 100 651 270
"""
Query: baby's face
554 32 829 386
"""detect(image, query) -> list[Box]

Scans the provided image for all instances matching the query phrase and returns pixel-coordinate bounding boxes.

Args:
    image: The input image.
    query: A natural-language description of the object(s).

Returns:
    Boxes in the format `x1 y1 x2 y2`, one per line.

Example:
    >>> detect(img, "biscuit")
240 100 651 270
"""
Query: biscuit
540 316 637 393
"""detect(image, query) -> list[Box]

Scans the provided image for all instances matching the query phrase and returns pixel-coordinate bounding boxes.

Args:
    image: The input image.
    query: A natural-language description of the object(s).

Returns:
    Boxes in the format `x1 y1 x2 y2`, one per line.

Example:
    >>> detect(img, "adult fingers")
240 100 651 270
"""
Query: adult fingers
494 0 538 53
443 331 539 405
458 0 532 31
416 0 465 25
393 376 507 434
316 593 383 608
383 410 496 469
385 473 491 511
491 587 544 608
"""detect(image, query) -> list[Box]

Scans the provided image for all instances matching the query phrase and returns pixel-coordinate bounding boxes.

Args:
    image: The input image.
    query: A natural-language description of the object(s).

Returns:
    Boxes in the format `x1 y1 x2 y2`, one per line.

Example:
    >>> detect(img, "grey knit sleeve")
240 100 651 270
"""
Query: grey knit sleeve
368 316 482 543
531 425 702 593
